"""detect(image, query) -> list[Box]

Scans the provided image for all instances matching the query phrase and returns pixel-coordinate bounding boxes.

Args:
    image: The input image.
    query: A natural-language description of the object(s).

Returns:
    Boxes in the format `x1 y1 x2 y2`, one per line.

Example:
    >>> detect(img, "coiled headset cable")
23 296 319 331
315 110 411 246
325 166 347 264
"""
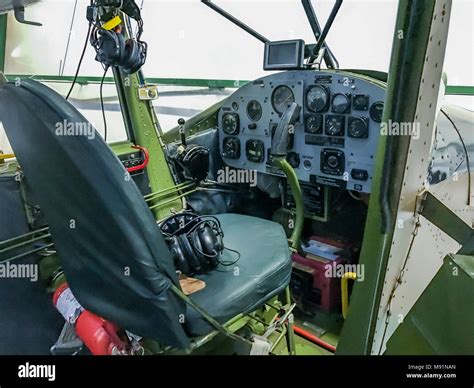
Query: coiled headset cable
160 213 240 267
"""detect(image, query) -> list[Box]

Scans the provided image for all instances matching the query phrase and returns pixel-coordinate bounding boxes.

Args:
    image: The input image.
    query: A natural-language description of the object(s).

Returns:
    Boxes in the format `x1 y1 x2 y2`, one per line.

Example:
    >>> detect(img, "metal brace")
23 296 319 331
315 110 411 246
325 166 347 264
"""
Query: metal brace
414 189 428 216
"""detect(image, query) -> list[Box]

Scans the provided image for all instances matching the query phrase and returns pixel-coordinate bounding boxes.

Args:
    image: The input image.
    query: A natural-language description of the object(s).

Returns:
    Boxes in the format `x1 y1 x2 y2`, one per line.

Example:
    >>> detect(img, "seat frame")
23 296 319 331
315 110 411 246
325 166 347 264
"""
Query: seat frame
158 284 296 355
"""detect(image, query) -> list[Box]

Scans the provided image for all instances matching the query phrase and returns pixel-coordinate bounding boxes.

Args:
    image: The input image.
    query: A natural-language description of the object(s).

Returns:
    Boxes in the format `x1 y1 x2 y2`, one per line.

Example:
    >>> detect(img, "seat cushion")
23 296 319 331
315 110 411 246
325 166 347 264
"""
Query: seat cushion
185 213 291 336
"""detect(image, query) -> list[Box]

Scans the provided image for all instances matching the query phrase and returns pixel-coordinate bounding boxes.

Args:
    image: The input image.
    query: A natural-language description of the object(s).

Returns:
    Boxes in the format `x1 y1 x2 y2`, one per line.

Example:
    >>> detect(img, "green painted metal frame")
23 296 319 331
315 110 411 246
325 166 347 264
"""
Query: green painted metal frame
337 0 437 354
4 73 474 97
4 74 249 89
112 67 184 219
445 85 474 96
0 14 6 72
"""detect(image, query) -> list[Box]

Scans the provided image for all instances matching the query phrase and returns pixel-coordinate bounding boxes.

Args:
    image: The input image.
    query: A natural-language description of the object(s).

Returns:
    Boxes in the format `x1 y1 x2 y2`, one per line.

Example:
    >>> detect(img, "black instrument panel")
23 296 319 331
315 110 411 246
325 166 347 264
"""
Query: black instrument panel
218 70 386 193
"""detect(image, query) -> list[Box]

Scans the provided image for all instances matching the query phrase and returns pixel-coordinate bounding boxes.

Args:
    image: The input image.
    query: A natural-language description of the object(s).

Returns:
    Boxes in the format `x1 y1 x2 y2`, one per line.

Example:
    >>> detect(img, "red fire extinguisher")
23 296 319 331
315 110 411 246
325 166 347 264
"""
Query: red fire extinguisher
53 283 129 355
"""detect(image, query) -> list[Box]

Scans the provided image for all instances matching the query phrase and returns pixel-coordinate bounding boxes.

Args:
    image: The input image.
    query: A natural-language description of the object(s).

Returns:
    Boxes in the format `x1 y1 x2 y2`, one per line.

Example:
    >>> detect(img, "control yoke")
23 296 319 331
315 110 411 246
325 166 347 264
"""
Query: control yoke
270 102 301 158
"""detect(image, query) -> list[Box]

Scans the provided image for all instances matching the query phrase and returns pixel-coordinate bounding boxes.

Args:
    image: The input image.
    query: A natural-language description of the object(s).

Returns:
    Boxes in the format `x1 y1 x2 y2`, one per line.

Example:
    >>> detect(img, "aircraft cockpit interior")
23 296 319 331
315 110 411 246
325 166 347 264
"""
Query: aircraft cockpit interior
0 0 472 364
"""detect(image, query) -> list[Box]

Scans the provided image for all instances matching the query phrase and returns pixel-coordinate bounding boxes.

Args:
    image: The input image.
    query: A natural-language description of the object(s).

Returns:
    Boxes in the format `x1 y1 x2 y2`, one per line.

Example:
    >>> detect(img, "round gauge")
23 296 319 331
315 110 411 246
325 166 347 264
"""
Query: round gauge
222 137 241 159
353 94 369 111
222 113 239 135
245 139 265 163
370 101 384 123
303 159 312 170
305 114 323 134
246 100 263 122
348 117 369 138
325 115 345 136
231 101 239 111
332 93 351 114
306 85 329 112
272 85 295 115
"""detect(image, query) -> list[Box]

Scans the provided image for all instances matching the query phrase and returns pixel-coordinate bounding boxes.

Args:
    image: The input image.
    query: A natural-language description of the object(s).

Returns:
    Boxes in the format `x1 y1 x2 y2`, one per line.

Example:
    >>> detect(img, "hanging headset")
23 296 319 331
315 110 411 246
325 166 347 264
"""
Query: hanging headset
88 1 148 74
160 212 240 276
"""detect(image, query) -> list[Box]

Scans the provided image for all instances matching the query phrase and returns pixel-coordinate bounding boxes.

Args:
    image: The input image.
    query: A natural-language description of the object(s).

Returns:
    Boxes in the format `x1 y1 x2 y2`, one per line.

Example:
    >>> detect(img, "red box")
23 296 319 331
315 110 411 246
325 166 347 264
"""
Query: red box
291 236 349 312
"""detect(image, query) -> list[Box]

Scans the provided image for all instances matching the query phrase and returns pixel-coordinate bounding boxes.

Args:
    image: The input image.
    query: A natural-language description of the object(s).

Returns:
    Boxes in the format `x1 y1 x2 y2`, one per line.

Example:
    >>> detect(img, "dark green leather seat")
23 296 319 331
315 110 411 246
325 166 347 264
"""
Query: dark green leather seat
0 79 292 347
186 213 291 336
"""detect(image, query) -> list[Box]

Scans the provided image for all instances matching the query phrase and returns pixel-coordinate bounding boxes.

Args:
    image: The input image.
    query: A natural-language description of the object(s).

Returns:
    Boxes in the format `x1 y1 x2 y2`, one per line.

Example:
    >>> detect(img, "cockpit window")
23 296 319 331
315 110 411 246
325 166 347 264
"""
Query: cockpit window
0 0 472 159
2 0 129 145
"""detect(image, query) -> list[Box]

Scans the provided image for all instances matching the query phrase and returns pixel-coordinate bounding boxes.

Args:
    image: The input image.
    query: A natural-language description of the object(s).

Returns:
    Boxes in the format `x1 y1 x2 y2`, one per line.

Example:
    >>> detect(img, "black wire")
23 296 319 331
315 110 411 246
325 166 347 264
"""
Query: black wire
219 247 241 267
100 67 109 142
440 109 471 203
61 0 79 76
65 21 92 100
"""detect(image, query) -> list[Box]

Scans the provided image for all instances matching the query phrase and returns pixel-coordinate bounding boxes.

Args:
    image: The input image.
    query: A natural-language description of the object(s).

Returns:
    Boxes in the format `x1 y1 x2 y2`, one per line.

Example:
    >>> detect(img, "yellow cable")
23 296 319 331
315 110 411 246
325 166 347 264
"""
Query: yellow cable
341 272 357 319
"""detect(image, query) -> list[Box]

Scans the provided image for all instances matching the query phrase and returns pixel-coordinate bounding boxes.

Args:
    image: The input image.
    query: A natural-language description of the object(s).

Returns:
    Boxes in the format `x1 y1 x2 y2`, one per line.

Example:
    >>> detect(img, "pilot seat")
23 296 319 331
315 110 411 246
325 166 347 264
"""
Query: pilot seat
0 79 292 351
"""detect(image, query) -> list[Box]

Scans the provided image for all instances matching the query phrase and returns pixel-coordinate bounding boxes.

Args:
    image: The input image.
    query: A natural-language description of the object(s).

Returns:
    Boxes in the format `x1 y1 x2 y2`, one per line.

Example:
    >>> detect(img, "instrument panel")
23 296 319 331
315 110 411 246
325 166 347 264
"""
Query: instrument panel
218 70 386 193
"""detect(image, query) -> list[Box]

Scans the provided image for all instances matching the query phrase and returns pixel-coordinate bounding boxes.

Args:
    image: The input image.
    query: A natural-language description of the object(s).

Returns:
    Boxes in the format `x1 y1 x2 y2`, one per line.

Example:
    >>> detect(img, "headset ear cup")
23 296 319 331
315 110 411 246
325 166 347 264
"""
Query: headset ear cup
122 39 135 68
215 231 224 253
196 224 218 267
122 39 146 74
191 230 210 269
179 234 202 274
199 224 218 255
169 236 191 275
95 29 120 67
116 32 127 64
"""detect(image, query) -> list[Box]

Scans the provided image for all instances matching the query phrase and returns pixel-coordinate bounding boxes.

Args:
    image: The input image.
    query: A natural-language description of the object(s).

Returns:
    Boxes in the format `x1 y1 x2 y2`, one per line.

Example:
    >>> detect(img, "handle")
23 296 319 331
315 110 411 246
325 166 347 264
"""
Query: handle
270 102 301 157
126 145 149 173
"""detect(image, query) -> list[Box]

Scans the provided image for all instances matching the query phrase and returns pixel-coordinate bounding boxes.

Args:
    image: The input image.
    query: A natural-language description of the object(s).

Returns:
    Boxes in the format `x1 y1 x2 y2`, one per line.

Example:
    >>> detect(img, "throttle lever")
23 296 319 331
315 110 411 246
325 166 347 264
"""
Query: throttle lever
270 102 301 157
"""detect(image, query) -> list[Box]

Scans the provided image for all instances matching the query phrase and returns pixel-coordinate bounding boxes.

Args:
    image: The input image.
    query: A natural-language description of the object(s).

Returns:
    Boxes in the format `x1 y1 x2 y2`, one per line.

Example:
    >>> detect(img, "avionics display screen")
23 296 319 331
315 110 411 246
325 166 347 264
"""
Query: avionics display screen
264 40 305 70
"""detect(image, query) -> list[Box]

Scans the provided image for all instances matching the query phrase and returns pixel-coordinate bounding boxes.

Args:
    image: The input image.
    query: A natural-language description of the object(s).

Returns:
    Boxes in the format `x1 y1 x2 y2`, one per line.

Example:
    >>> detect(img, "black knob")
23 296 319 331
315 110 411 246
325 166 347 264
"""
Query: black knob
327 155 340 169
178 118 186 147
286 152 300 168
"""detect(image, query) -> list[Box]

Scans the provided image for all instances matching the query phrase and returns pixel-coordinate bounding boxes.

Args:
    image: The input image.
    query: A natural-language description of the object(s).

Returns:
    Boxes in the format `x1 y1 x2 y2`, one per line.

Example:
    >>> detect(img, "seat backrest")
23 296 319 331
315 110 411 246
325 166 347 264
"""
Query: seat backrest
0 79 189 349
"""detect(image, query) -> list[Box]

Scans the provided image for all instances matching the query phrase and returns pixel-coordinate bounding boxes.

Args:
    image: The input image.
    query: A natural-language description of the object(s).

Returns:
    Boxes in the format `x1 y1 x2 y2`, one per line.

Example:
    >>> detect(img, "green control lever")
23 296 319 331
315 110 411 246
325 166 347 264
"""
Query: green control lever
270 102 304 250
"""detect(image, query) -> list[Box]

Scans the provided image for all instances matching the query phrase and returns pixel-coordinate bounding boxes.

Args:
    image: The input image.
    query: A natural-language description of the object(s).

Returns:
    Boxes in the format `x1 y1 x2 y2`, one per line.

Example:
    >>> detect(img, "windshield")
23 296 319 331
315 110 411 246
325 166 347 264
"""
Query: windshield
140 0 398 80
0 0 472 149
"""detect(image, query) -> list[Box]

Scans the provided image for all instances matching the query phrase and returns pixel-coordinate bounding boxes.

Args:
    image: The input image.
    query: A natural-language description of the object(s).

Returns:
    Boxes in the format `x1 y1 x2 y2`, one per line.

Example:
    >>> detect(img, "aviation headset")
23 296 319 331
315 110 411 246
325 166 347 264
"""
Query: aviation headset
159 212 239 275
88 0 147 74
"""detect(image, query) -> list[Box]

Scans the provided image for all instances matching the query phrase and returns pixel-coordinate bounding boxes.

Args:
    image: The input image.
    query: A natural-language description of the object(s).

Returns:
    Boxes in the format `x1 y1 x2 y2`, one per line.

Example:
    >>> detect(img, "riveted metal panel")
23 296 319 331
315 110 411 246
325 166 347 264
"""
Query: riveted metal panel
372 0 455 354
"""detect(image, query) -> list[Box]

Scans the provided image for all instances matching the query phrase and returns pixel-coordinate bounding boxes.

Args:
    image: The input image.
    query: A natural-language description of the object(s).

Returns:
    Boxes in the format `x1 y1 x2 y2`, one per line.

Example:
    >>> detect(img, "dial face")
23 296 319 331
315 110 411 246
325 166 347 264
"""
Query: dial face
247 100 263 122
245 139 265 163
222 137 241 159
325 115 345 136
272 85 295 115
332 93 351 114
306 85 329 112
348 117 369 138
305 114 323 134
222 113 239 135
353 94 369 111
370 101 384 123
231 101 239 111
